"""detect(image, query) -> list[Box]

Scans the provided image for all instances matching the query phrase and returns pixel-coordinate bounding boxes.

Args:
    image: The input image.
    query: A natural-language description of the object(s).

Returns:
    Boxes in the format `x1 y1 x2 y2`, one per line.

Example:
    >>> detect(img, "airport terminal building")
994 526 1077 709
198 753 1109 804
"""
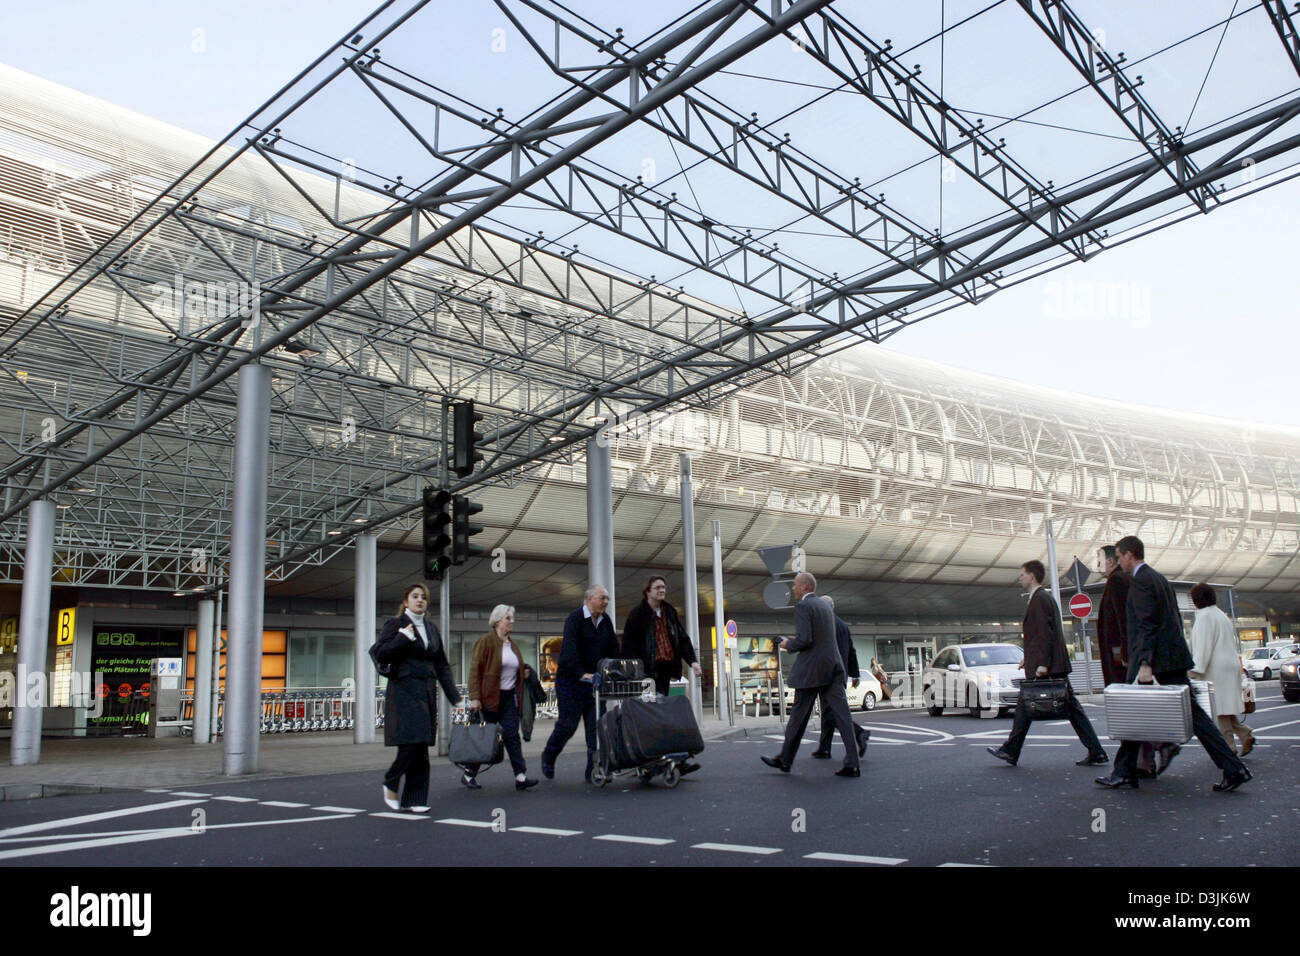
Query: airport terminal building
2 65 1298 735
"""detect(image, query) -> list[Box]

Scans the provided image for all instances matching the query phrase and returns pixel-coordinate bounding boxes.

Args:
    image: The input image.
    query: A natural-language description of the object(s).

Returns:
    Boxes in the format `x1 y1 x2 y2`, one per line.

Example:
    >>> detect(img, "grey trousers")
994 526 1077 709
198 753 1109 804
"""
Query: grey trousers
780 680 860 771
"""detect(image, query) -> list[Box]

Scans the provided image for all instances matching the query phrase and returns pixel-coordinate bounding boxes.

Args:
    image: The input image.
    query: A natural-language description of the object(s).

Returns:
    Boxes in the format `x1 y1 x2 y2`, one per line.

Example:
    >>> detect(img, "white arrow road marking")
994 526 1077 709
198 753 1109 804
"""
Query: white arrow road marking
692 842 782 855
0 814 354 844
512 826 583 836
0 814 353 860
593 834 674 845
0 799 205 838
804 852 905 865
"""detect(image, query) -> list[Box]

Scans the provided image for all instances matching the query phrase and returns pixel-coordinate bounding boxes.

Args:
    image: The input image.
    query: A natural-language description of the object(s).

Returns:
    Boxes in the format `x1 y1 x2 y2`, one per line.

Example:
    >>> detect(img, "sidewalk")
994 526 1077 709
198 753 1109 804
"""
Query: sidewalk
0 711 790 800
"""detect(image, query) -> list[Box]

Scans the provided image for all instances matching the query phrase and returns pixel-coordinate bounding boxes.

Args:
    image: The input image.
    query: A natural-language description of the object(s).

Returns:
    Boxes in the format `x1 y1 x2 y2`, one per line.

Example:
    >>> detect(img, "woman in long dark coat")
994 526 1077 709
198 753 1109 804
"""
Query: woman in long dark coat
375 583 461 812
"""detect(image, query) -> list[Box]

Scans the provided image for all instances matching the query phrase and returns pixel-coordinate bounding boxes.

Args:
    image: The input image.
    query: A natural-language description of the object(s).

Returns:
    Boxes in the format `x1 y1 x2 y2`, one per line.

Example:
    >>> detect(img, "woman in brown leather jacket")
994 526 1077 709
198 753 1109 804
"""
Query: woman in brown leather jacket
462 604 538 791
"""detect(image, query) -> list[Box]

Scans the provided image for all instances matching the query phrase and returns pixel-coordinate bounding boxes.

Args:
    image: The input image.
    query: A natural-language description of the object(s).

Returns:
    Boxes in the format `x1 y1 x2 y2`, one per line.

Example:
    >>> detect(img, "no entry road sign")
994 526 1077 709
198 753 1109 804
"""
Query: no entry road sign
1069 593 1093 619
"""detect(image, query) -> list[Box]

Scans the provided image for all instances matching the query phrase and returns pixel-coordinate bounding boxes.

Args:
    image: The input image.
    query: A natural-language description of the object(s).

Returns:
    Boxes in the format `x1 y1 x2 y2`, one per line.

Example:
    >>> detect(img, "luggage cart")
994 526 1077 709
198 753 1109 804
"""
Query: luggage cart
589 674 693 789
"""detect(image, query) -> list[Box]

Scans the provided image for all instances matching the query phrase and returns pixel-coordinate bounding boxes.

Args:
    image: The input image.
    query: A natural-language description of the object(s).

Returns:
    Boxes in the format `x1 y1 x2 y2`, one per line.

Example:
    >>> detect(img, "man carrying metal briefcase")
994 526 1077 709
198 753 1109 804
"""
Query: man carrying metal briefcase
987 561 1108 768
1095 537 1252 792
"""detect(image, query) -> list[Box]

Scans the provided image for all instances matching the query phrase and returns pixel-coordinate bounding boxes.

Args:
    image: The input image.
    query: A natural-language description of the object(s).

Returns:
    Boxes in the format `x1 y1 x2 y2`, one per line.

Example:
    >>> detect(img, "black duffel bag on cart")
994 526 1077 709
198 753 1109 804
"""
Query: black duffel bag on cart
617 696 704 765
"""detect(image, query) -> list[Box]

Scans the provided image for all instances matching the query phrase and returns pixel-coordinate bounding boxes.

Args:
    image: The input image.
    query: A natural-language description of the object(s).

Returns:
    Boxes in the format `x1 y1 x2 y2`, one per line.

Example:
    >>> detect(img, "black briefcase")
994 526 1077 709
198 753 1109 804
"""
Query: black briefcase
1017 678 1071 719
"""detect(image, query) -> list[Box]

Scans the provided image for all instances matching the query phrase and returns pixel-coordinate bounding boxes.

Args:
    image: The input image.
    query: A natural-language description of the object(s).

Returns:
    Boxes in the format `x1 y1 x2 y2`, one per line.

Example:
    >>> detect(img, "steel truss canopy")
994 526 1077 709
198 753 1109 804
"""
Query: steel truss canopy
2 0 1300 592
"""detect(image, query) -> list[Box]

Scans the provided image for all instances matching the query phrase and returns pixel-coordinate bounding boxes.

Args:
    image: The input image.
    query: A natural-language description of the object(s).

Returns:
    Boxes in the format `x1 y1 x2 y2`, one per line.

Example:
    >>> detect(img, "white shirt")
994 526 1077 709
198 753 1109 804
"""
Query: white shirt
500 641 519 692
582 605 606 629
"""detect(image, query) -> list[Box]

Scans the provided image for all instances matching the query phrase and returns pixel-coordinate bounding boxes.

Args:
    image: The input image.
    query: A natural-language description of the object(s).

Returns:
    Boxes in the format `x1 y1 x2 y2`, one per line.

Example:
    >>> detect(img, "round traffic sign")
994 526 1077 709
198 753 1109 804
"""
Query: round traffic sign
725 619 738 639
1068 593 1093 619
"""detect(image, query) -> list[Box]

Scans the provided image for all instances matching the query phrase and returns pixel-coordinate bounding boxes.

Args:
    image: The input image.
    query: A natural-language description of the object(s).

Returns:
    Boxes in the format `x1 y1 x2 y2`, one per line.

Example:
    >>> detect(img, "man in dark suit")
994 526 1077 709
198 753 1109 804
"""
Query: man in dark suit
541 585 619 782
811 595 869 760
987 561 1108 767
762 573 861 777
1097 545 1156 777
1096 537 1252 791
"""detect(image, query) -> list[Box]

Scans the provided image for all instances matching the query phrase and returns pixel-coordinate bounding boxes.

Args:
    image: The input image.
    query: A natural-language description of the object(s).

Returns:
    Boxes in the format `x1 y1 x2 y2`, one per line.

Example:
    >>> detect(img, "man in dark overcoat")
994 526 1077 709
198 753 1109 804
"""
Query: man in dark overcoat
987 560 1108 767
541 585 618 782
1096 537 1252 792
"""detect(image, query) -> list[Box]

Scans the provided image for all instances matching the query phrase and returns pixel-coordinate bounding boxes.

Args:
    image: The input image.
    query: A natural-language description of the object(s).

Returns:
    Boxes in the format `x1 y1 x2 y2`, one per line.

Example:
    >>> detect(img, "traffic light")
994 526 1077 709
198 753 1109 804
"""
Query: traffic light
452 400 484 478
422 487 452 580
451 495 484 565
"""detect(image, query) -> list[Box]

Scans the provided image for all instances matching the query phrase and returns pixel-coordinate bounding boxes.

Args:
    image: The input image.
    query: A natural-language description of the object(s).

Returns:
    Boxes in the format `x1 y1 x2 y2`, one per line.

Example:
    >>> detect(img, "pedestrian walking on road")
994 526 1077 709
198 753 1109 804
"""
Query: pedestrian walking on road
811 596 869 760
1098 545 1157 777
1095 537 1252 792
1188 583 1254 757
462 605 539 791
870 658 892 701
375 584 461 813
987 560 1109 769
541 585 619 782
761 572 862 777
621 575 704 696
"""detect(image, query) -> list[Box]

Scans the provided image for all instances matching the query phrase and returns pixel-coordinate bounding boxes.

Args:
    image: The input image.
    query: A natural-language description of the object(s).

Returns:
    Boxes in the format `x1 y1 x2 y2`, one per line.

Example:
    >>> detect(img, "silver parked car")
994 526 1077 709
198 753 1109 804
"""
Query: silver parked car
923 643 1024 718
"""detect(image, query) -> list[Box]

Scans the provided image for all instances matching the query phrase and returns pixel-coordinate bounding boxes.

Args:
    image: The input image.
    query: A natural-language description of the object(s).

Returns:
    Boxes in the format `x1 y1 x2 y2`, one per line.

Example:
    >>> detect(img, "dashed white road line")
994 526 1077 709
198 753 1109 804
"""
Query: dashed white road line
259 801 308 808
939 862 994 867
371 812 426 822
212 796 259 803
512 826 583 836
436 818 497 828
311 806 364 814
0 799 204 838
804 851 905 865
169 791 212 798
593 834 674 845
692 842 782 855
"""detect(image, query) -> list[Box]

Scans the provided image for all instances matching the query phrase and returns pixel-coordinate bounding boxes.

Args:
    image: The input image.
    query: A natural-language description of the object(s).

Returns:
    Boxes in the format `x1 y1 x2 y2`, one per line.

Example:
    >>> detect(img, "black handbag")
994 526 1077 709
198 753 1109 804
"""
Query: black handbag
597 658 645 682
1018 678 1072 718
449 710 504 767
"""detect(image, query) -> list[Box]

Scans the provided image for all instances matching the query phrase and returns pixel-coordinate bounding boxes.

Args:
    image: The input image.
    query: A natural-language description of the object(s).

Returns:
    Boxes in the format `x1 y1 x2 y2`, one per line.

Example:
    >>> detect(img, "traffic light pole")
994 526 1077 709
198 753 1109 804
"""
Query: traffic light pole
436 398 451 758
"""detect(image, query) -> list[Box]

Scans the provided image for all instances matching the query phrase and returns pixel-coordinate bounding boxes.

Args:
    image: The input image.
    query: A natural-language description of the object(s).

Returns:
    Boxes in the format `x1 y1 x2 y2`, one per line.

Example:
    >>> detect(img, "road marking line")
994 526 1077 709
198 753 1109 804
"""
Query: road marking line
143 788 172 793
311 806 364 814
169 791 212 797
1249 717 1300 732
512 826 583 836
0 799 204 838
0 829 197 860
940 862 994 867
212 796 259 803
259 801 308 808
372 812 427 822
692 842 782 855
593 834 674 845
436 818 496 828
804 851 905 865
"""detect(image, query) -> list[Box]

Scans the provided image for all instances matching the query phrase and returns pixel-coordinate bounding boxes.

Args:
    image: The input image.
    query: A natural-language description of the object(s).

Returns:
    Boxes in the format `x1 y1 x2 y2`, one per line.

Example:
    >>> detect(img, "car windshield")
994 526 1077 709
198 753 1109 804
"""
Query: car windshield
1249 649 1270 659
962 646 1023 666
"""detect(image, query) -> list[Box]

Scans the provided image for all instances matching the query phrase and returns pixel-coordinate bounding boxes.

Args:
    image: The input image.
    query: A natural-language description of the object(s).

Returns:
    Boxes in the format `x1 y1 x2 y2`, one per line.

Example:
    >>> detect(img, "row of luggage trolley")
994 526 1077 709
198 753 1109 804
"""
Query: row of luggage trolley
179 687 388 736
590 659 704 789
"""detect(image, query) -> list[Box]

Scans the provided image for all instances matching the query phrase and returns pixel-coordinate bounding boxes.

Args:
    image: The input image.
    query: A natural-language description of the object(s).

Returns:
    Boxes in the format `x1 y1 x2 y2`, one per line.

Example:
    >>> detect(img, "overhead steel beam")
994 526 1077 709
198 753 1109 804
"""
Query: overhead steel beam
1264 0 1300 78
1018 0 1220 212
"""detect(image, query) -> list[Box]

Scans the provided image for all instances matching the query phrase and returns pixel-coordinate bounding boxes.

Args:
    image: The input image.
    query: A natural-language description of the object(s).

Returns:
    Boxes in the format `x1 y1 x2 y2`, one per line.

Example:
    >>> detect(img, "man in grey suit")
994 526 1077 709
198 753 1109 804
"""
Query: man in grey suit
762 573 862 777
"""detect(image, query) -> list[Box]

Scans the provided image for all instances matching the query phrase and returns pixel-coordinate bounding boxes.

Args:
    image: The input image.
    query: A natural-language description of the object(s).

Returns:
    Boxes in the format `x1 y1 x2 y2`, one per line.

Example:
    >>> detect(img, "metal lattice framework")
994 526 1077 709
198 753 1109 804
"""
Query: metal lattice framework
2 0 1299 594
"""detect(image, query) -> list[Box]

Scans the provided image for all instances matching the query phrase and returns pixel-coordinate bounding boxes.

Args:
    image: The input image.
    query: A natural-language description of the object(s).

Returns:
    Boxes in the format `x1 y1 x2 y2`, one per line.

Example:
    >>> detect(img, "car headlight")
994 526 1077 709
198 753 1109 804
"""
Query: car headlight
1284 663 1298 676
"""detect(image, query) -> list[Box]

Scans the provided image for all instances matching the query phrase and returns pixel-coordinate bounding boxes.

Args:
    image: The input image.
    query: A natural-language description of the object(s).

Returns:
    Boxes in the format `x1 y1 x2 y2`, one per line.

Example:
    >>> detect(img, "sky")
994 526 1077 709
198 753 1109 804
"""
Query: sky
2 0 1297 428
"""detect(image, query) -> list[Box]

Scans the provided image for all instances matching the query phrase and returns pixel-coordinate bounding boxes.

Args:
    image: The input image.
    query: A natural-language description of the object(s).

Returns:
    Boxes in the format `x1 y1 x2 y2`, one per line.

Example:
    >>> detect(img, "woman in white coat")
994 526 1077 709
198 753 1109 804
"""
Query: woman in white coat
1188 583 1254 756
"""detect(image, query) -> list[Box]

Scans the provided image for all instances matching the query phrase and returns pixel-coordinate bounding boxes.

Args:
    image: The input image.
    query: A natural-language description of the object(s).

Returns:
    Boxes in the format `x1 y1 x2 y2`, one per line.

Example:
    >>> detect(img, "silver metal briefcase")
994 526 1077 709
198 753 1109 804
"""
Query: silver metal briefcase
1190 679 1216 721
1102 682 1193 743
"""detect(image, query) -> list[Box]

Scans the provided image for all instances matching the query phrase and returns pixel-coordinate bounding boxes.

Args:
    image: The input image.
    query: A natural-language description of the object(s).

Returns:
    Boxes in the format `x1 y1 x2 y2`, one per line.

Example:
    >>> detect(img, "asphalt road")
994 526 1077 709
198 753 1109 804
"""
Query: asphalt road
3 690 1298 868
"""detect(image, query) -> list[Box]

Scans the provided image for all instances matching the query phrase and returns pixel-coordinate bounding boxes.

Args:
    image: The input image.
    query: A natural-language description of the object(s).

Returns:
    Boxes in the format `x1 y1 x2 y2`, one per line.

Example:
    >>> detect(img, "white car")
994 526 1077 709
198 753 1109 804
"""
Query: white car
845 672 884 711
1244 644 1299 681
923 643 1024 718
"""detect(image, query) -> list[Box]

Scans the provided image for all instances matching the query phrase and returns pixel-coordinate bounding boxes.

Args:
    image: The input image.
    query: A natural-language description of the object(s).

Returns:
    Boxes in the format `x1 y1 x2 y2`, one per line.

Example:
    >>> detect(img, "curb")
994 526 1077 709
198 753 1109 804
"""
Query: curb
1 783 128 802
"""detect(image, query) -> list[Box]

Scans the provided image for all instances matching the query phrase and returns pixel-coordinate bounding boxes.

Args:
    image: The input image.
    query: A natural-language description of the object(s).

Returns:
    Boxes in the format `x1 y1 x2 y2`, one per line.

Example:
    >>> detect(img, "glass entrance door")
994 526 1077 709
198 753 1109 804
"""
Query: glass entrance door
904 641 935 703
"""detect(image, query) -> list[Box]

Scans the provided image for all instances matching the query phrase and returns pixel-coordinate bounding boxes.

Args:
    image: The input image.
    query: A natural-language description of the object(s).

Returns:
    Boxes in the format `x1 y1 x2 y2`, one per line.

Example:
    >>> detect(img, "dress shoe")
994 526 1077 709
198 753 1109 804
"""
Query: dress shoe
408 805 431 814
461 773 482 790
1239 736 1255 757
857 728 871 757
1136 768 1157 779
986 746 1017 766
382 786 400 810
1156 743 1181 776
679 761 701 776
541 760 555 780
761 755 791 773
834 767 860 777
1076 753 1109 766
1212 767 1253 792
515 778 539 791
1094 773 1138 789
810 750 832 759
